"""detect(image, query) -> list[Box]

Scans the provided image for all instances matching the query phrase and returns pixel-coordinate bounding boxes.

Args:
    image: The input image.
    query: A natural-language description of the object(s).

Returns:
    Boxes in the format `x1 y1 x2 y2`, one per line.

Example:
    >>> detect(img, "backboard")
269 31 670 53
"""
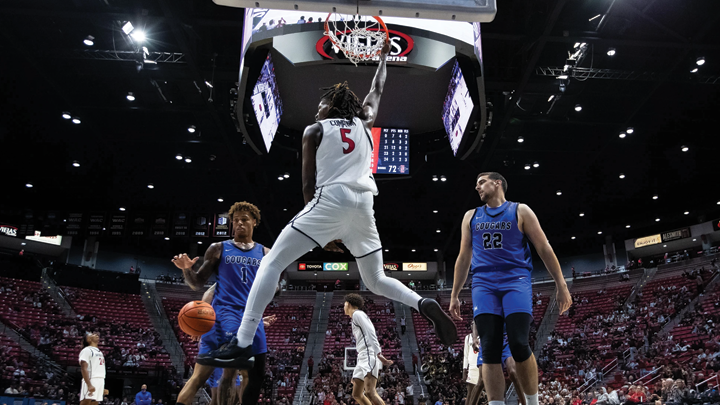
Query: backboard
212 0 497 22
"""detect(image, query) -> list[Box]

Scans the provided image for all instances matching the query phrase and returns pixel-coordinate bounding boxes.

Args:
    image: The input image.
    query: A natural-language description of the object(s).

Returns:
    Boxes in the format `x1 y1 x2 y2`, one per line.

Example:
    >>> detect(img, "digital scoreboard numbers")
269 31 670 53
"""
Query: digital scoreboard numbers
370 127 410 175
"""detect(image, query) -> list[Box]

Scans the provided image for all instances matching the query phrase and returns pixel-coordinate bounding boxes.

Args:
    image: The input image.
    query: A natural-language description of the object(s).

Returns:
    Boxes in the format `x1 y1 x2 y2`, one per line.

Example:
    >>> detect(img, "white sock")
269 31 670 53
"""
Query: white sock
525 393 539 405
489 400 505 405
356 251 422 310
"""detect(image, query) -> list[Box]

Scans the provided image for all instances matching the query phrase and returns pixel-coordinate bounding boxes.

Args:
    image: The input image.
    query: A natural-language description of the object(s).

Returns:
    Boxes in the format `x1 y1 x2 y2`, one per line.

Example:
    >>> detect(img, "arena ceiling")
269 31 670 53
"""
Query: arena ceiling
1 0 719 265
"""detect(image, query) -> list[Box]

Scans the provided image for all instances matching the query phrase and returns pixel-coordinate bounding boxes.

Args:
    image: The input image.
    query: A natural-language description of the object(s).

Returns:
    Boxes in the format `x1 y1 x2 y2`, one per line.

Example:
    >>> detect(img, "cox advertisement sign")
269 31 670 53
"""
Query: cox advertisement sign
324 262 349 271
316 29 414 63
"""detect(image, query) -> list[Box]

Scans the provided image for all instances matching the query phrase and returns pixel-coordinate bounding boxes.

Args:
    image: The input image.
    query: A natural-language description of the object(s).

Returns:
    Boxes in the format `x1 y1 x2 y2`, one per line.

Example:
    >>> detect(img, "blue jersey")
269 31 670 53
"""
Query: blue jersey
214 240 265 309
470 201 532 274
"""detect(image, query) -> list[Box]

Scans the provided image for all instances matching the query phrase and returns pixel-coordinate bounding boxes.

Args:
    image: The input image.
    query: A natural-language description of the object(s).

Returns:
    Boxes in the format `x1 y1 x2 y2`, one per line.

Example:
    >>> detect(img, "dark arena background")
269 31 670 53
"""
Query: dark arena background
1 1 720 405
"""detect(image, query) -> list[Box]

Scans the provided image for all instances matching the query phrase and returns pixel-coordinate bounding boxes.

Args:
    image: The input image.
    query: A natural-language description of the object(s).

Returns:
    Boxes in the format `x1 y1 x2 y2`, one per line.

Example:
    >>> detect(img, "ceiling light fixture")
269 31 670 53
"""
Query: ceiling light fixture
175 154 183 160
283 173 290 178
557 75 568 80
571 236 576 240
597 231 602 235
411 249 416 252
147 183 154 189
83 35 94 46
548 95 554 102
432 175 438 182
684 211 689 215
626 225 631 228
197 241 202 244
556 190 562 195
130 30 146 43
440 175 447 182
119 207 126 211
619 173 625 179
384 249 389 252
205 81 214 89
681 145 689 152
517 136 524 143
72 117 81 124
652 195 658 200
62 112 71 120
619 133 626 139
579 212 585 217
188 125 196 133
574 104 583 112
184 157 192 163
164 237 170 240
217 198 224 202
432 210 438 214
533 162 540 168
25 183 33 188
434 249 438 252
589 14 601 22
524 164 531 170
72 161 80 168
126 92 135 101
122 22 135 35
691 68 699 73
696 57 705 66
607 48 616 56
436 229 441 233
626 127 634 134
655 218 661 222
278 176 284 180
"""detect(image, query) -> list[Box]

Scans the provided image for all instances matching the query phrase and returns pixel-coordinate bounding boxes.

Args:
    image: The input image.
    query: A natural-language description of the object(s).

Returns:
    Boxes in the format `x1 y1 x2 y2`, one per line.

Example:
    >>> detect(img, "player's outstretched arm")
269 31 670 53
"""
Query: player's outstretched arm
361 41 391 128
171 243 221 291
518 204 572 314
301 123 322 205
450 210 474 320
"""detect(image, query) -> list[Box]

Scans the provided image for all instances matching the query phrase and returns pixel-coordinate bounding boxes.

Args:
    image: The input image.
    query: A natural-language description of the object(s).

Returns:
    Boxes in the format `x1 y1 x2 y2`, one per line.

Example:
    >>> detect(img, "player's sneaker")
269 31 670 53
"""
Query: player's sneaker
418 298 457 346
195 337 255 369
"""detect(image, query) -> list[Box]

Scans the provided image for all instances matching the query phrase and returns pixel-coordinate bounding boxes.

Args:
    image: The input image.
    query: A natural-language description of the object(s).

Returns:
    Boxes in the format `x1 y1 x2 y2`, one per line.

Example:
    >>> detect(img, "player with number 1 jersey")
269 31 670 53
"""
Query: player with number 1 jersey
196 41 457 370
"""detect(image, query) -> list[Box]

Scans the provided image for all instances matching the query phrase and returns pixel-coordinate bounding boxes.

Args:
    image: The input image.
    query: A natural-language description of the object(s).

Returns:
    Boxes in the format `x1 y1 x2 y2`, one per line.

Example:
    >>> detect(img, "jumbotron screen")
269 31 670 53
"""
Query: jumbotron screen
443 61 474 156
369 127 409 175
250 53 283 153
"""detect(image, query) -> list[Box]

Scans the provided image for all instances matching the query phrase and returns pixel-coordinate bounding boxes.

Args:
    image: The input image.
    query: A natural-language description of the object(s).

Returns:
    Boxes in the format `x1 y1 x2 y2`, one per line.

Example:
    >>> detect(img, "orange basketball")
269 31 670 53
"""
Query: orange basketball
178 301 216 336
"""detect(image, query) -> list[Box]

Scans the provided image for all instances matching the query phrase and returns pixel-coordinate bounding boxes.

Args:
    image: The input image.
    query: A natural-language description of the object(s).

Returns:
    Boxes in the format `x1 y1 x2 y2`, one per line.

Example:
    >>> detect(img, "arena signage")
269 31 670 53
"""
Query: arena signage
316 29 414 63
298 263 323 271
403 262 427 271
0 225 18 237
26 231 63 246
661 227 691 243
714 218 720 232
324 262 349 271
634 234 662 249
383 263 401 271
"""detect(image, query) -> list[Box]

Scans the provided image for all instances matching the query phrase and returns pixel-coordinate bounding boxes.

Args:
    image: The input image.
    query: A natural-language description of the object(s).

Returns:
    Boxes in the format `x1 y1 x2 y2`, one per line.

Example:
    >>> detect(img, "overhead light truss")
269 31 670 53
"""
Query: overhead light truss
72 49 186 63
536 66 658 81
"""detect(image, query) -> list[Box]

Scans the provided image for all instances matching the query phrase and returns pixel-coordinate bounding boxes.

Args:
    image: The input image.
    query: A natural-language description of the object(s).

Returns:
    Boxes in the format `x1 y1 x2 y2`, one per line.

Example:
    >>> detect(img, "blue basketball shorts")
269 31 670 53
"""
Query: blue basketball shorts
199 305 267 358
477 334 512 368
471 269 533 318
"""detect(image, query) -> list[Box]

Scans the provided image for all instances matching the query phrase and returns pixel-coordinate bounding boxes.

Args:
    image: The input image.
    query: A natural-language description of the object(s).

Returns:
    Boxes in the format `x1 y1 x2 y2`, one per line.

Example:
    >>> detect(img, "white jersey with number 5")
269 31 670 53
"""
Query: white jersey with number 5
315 117 378 195
79 346 106 378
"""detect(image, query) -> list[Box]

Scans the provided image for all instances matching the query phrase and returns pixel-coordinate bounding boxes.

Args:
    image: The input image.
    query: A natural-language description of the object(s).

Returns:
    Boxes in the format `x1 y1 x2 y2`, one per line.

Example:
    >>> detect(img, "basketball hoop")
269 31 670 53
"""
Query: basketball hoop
324 14 389 66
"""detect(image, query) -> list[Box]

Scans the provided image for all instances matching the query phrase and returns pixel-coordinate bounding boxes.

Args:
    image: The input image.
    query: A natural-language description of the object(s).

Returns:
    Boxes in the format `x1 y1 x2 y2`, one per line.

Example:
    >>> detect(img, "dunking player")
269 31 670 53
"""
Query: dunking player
449 172 572 405
197 41 456 369
79 332 108 405
172 202 269 405
344 293 392 405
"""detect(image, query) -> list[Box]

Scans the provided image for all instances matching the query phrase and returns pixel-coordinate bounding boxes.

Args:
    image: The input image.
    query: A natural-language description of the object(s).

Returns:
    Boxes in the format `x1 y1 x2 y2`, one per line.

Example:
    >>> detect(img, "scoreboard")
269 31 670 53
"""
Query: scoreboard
370 127 410 175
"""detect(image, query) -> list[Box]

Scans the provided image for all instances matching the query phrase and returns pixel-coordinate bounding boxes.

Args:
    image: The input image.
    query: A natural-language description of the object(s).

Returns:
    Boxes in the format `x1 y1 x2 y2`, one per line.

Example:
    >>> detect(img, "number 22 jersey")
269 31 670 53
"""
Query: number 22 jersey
470 201 533 275
315 117 378 195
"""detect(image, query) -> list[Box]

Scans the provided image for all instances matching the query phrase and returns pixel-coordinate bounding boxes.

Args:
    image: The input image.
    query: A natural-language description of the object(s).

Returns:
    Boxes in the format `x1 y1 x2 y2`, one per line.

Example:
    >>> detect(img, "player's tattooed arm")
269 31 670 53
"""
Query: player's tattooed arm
171 243 221 291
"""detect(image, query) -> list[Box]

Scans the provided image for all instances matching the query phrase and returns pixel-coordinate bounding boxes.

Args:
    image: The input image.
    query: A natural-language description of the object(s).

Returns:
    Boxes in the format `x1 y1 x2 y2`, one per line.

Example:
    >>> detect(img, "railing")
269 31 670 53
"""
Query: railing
200 388 211 405
696 375 719 393
635 367 661 385
622 348 631 360
602 358 618 376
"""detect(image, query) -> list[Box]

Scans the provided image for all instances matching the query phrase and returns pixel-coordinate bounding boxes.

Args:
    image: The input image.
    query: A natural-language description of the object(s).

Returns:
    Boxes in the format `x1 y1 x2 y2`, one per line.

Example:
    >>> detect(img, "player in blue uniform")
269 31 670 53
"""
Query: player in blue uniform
450 172 571 405
172 201 271 405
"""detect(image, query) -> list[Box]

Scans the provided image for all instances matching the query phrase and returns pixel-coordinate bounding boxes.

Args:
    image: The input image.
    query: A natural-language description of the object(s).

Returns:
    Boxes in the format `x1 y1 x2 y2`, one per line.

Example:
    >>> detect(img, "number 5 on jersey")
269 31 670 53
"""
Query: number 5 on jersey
341 128 355 154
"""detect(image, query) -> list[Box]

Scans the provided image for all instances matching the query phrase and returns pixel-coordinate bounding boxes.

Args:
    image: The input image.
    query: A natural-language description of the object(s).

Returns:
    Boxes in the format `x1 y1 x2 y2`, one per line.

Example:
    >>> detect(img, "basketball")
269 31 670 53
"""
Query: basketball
178 301 216 336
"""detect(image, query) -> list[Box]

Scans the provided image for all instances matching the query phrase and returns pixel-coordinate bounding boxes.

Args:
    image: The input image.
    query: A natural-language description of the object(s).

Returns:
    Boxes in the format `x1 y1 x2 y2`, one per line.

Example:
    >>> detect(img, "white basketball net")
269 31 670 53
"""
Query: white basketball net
325 14 387 66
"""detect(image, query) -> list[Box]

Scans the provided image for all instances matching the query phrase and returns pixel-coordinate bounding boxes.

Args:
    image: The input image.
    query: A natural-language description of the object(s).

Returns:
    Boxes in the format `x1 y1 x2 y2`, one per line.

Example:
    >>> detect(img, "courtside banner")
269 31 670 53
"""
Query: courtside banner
634 234 662 248
403 263 427 271
298 263 323 271
661 227 691 243
383 263 401 271
0 224 18 237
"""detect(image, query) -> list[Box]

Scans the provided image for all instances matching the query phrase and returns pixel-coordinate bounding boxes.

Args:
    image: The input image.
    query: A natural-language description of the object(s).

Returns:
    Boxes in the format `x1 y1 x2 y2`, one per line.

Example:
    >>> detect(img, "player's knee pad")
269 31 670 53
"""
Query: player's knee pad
475 314 504 364
505 313 533 363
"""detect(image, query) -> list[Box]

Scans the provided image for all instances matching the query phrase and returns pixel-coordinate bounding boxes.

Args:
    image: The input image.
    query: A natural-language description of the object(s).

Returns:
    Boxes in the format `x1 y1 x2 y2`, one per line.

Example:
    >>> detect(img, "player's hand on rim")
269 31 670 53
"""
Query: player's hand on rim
323 240 344 253
171 253 199 270
380 40 391 57
448 297 462 321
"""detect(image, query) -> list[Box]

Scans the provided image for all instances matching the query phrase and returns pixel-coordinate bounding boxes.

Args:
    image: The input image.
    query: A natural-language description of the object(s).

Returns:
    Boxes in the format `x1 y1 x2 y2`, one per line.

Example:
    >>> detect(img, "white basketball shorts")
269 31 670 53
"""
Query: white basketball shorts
80 377 105 402
353 354 382 380
290 184 382 257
